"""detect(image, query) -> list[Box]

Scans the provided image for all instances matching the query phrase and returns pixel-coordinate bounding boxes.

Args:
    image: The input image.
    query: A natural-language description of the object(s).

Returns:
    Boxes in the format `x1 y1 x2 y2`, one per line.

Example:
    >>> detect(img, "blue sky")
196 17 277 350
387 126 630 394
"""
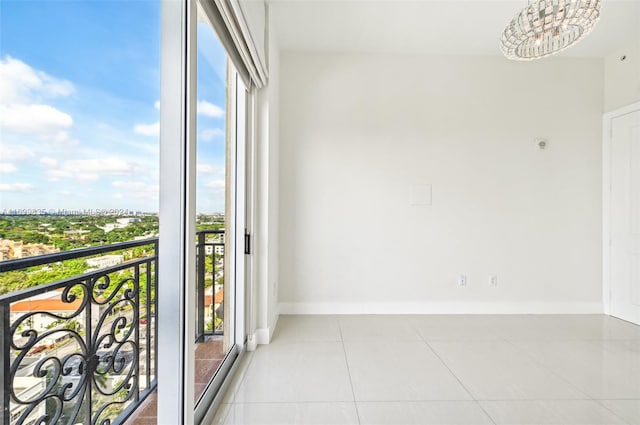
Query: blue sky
0 1 228 213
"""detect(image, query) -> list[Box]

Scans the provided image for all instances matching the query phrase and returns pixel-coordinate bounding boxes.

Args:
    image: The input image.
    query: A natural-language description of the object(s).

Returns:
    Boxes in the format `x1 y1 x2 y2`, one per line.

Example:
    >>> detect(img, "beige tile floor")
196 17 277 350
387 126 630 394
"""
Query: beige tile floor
212 314 640 425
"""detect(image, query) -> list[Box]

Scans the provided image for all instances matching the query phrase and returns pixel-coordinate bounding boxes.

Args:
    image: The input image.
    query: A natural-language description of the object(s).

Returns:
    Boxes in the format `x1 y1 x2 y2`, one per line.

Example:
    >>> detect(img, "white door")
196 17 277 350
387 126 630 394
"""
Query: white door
610 109 640 324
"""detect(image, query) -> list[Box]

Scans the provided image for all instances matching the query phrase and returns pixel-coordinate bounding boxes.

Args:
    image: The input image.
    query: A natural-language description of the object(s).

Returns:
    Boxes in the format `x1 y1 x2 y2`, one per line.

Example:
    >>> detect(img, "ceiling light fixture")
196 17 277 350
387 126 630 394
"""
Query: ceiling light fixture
500 0 601 61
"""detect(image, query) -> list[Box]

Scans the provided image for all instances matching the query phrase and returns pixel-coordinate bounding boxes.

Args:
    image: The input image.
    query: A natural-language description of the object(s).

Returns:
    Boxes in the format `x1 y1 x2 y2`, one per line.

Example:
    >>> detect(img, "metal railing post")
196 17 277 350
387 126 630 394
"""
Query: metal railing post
1 305 10 425
196 232 206 341
153 240 158 387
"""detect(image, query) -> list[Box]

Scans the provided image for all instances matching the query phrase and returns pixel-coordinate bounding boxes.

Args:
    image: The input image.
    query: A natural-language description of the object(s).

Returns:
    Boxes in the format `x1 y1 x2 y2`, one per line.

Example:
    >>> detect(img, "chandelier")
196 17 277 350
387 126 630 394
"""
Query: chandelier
500 0 601 61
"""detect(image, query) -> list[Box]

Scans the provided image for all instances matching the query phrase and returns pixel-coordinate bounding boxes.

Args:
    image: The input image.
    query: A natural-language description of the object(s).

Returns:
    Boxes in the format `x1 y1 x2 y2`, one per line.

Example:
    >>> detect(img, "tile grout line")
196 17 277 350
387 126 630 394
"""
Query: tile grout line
230 399 479 404
589 335 640 424
337 316 363 425
254 315 640 424
500 338 632 425
502 338 595 400
420 335 497 425
502 335 605 405
591 399 634 425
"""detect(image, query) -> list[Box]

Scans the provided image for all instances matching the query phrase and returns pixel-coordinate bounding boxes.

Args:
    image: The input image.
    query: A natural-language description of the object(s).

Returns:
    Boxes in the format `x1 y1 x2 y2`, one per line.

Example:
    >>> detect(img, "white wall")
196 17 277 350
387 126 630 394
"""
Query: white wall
254 17 280 343
604 40 640 112
266 30 280 329
279 53 604 314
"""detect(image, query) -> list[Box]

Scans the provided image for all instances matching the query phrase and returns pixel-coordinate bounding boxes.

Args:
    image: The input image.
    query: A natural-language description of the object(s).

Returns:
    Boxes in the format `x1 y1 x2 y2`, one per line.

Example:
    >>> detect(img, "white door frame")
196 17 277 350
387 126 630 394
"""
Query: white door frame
158 0 197 423
602 100 640 316
230 70 249 351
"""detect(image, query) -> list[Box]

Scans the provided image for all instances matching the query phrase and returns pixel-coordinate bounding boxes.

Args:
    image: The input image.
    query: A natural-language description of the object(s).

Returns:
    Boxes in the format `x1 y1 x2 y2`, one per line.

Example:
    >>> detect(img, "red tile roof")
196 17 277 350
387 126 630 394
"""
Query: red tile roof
11 298 83 312
204 289 224 306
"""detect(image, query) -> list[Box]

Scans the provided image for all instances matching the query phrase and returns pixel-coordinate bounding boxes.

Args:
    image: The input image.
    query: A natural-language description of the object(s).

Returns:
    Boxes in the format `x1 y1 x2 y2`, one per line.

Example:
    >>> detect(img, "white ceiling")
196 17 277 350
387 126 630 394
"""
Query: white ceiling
269 0 640 58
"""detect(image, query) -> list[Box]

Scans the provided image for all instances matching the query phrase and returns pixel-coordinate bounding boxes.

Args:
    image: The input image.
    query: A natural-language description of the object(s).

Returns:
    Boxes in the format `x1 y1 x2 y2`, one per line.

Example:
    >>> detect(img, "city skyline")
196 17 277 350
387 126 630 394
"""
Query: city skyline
0 1 228 213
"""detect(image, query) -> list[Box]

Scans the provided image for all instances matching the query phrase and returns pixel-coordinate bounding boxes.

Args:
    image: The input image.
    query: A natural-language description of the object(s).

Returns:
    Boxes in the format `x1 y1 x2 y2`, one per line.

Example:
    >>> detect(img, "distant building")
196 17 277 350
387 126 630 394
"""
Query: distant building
86 254 124 269
204 245 225 256
98 217 140 233
204 287 224 329
0 239 59 261
11 377 46 424
10 296 83 332
10 290 101 343
0 245 10 261
117 217 140 225
64 229 90 238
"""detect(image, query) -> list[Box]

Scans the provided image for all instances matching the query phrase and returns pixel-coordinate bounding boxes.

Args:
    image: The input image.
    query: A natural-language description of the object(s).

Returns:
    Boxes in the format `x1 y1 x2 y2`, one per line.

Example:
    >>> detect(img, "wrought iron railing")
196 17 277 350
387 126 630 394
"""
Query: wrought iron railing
195 230 225 342
0 239 158 425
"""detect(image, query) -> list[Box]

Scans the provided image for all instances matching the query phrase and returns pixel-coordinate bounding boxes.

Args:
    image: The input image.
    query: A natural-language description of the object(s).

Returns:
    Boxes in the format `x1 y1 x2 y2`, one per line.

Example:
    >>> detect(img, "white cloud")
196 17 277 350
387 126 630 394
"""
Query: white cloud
53 131 76 145
133 121 159 137
44 157 134 182
112 181 142 189
45 169 73 181
154 100 160 110
197 163 224 175
197 100 225 118
0 56 74 103
112 180 159 199
0 163 17 173
129 141 159 156
0 104 73 135
0 146 35 161
0 183 34 192
205 179 225 190
65 157 134 175
0 56 75 142
200 128 224 142
77 173 100 183
40 157 58 167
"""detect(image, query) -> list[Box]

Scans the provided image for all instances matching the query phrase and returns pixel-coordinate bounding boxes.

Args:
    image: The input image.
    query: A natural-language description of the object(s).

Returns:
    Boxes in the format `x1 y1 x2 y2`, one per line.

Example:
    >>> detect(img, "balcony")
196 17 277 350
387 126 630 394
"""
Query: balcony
0 230 225 425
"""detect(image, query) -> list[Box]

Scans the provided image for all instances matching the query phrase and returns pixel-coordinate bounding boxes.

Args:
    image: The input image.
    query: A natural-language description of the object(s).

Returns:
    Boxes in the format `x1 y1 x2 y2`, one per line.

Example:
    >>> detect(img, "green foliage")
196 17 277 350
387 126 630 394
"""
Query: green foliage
52 236 72 251
0 215 161 251
0 215 219 305
0 259 88 296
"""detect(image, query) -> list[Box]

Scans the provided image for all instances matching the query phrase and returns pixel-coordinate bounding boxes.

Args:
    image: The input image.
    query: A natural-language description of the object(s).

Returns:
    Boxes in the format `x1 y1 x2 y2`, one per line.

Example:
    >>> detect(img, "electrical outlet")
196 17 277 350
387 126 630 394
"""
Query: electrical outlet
490 275 498 287
458 275 467 287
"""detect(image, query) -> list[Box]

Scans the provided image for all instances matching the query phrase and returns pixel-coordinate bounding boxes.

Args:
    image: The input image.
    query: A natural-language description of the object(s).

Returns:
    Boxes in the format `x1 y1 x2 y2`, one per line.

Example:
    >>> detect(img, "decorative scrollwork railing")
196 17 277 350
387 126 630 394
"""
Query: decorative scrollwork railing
0 239 158 425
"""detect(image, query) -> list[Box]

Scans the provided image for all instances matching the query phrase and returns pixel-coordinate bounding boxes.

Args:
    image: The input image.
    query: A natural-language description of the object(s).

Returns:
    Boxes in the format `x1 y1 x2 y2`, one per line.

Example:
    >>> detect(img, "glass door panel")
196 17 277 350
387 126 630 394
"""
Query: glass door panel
193 4 246 417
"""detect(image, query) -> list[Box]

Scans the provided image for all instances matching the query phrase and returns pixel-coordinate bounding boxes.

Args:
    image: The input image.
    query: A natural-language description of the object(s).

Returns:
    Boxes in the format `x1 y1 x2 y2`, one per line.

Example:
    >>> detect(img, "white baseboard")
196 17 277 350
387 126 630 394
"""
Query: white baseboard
279 302 604 315
255 328 270 345
253 305 282 346
268 310 280 337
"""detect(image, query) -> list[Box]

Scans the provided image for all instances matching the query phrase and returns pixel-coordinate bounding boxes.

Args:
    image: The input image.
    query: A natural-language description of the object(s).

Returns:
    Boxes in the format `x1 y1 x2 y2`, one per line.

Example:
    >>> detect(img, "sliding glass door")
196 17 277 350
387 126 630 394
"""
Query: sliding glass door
158 2 250 422
193 3 248 421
